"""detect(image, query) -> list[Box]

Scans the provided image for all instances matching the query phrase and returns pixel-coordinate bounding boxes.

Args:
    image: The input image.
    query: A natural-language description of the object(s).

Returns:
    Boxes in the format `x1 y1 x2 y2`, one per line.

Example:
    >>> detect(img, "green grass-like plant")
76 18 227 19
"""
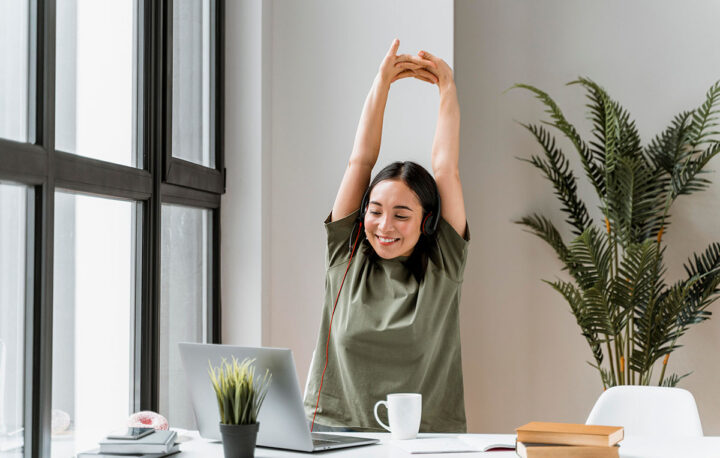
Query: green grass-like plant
209 357 272 425
514 78 720 388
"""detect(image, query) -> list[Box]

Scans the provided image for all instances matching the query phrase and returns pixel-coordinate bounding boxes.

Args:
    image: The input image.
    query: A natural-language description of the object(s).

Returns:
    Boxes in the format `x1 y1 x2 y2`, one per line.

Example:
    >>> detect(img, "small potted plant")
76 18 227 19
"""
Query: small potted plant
209 357 271 458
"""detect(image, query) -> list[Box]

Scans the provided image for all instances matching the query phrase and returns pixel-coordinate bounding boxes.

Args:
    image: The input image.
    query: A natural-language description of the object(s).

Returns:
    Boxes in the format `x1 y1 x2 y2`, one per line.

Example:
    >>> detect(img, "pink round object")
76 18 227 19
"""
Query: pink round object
128 411 169 430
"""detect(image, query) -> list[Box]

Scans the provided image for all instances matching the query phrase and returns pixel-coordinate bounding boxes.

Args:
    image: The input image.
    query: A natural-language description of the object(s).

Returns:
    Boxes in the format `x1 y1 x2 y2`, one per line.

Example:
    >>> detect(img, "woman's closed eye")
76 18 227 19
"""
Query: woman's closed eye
369 210 408 220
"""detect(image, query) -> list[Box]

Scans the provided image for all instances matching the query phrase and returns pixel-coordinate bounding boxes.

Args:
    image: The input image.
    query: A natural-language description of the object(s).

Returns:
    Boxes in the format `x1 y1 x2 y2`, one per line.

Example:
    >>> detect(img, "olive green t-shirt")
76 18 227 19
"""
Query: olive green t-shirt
303 209 470 433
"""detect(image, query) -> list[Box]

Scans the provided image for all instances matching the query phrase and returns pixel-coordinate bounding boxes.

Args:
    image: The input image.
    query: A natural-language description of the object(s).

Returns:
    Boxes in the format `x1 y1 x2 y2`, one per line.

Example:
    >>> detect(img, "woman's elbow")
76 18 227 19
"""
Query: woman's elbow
432 165 460 181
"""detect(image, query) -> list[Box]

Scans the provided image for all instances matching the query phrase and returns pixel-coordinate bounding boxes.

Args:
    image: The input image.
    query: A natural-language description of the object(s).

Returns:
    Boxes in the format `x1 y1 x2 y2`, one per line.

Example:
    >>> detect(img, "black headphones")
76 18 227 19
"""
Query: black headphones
348 185 441 252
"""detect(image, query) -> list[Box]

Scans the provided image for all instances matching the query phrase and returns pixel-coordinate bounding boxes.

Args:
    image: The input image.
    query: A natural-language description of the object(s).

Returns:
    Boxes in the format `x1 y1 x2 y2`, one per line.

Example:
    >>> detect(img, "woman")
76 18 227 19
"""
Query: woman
303 39 468 433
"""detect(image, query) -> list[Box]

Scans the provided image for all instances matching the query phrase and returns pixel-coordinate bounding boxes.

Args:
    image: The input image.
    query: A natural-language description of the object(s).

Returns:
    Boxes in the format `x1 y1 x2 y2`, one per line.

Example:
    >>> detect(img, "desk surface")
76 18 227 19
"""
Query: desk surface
177 431 720 458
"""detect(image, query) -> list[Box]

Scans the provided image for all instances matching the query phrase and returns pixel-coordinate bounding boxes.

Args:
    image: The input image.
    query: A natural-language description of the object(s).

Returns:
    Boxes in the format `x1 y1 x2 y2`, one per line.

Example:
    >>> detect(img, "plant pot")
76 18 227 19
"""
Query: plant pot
219 422 260 458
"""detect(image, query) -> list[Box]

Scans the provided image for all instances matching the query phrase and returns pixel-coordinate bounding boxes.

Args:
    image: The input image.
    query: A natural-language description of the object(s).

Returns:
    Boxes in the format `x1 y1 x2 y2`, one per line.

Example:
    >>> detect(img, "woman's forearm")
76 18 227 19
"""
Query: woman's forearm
331 75 391 220
431 84 460 174
349 75 391 168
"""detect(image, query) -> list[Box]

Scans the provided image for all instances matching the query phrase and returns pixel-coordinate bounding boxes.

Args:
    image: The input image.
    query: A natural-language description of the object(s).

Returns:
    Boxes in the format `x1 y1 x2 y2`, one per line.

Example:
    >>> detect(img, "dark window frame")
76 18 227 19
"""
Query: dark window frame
0 0 224 456
163 0 225 194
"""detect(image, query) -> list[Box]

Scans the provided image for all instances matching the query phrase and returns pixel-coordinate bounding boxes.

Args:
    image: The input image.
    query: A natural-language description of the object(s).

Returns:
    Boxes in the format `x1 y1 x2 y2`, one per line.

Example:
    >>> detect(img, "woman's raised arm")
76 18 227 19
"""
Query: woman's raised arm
415 50 466 238
331 39 437 221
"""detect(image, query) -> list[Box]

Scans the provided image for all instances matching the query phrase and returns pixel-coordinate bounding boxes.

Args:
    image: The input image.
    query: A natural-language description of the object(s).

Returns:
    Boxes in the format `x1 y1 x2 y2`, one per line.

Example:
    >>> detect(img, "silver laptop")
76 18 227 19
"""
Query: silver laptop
178 343 379 452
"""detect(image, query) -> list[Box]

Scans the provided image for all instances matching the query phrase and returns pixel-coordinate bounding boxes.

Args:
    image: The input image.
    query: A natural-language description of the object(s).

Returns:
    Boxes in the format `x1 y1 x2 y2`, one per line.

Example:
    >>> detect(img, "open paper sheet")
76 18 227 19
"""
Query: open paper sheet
389 434 516 454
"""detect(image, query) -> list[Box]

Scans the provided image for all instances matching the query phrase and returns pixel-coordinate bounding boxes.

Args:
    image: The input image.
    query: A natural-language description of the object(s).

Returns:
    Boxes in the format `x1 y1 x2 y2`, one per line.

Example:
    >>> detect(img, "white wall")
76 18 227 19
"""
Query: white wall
455 0 720 433
224 0 720 434
222 0 271 347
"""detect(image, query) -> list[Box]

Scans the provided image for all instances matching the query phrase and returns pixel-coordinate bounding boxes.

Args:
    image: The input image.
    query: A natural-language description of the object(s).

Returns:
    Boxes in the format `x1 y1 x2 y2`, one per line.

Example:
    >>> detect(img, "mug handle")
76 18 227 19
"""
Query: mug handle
373 400 391 432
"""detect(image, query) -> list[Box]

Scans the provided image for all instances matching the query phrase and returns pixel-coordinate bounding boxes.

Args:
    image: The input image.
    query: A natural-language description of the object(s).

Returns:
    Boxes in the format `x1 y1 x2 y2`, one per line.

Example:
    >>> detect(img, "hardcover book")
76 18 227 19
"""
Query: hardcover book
78 443 180 457
516 441 619 458
516 422 623 447
98 430 177 454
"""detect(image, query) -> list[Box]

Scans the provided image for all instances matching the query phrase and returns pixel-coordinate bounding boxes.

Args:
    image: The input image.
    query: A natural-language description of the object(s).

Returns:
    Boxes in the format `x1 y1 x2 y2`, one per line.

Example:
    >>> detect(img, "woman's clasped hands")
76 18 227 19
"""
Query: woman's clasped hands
378 38 454 92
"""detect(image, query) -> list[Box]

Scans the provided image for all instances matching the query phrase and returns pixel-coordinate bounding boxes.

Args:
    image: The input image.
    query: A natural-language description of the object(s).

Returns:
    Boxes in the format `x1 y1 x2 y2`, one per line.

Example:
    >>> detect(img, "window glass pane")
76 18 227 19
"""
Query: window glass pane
0 0 30 142
0 182 30 458
52 192 137 457
55 0 140 167
159 204 211 429
172 0 214 168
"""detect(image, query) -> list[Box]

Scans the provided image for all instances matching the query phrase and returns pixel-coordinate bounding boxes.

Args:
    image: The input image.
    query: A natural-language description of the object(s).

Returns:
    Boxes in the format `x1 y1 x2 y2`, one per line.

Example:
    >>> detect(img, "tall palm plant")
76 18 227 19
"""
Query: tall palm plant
515 78 720 388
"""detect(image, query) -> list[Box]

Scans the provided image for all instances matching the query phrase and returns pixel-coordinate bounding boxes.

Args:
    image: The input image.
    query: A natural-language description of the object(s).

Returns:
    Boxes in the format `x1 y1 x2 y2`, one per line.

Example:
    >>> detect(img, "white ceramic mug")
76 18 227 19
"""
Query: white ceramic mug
373 393 422 440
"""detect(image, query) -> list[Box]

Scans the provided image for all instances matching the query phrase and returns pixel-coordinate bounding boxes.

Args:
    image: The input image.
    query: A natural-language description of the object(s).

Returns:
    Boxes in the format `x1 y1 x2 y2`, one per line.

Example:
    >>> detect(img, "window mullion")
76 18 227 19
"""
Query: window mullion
138 0 166 413
28 0 56 456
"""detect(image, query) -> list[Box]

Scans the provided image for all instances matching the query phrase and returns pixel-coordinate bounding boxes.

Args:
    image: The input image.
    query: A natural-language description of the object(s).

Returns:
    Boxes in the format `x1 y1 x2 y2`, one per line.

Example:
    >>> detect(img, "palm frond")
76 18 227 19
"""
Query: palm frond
515 214 571 265
568 227 611 291
546 279 604 366
632 279 694 374
644 111 694 174
611 240 660 337
671 142 720 198
689 80 720 148
661 372 692 387
616 241 660 312
519 123 591 235
582 284 616 337
570 78 644 171
607 156 668 245
678 243 720 328
568 78 619 174
512 83 606 197
587 361 614 389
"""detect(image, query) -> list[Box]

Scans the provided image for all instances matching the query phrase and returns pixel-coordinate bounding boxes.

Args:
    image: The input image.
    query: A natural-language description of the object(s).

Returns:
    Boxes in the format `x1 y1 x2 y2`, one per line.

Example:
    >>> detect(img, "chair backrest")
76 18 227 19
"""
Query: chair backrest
586 386 703 437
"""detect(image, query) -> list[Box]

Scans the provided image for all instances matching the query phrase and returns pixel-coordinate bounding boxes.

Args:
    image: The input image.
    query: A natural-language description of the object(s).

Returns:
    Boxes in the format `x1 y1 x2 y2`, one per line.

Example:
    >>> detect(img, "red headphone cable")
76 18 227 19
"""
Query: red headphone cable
310 221 363 432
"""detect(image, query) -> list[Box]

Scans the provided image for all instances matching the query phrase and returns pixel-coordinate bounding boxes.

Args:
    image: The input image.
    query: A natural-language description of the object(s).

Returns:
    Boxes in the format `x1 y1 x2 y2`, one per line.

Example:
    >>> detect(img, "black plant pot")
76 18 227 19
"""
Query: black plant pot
219 422 260 458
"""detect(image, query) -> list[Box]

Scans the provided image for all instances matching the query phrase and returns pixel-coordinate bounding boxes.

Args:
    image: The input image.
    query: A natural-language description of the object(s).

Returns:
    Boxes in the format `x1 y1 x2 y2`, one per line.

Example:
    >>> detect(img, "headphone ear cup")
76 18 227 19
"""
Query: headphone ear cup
349 188 372 251
422 212 440 236
421 212 432 236
359 187 371 216
425 211 440 235
422 193 442 236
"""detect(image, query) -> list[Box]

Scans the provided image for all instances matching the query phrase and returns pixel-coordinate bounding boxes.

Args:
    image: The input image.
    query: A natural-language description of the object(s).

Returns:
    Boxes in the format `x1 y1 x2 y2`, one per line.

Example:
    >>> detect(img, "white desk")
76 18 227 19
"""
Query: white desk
177 431 720 458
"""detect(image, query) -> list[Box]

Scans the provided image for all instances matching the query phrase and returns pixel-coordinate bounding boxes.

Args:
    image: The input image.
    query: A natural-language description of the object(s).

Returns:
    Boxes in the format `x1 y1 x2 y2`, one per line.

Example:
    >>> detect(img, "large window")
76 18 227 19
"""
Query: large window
51 193 137 456
0 1 30 142
159 204 212 429
0 183 31 458
172 0 215 168
55 0 140 167
0 1 224 456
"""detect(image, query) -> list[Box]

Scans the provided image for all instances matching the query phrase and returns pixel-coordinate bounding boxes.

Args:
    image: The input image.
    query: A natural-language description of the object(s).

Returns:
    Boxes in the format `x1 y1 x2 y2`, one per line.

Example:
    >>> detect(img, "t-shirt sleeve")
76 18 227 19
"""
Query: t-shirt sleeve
325 209 360 268
431 217 470 282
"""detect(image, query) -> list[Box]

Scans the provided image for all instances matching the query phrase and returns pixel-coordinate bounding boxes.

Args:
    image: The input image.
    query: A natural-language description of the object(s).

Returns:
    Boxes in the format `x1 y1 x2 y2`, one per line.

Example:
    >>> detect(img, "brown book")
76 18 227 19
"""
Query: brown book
516 441 620 458
516 422 624 447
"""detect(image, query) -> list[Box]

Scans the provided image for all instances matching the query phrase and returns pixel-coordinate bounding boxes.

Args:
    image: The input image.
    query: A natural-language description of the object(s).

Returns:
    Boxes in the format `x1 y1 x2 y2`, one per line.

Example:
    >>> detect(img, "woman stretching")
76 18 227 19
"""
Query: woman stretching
303 39 469 433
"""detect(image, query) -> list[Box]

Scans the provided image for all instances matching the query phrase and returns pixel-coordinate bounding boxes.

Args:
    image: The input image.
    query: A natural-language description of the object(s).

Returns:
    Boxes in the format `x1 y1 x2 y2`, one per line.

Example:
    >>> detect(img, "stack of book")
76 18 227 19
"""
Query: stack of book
515 422 623 457
77 430 179 457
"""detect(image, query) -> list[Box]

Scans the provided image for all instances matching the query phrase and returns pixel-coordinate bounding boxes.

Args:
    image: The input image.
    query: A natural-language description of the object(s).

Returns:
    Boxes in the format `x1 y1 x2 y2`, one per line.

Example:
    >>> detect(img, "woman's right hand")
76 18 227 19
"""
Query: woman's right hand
377 39 438 86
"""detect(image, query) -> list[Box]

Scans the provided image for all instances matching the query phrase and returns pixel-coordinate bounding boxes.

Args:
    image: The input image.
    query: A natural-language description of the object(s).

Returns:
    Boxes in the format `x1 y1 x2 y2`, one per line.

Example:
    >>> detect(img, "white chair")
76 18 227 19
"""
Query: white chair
586 385 703 438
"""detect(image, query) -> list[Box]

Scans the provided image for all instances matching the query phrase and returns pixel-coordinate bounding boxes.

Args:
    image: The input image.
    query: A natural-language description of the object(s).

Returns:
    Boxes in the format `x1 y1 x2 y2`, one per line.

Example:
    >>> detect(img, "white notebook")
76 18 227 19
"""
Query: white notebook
389 434 516 454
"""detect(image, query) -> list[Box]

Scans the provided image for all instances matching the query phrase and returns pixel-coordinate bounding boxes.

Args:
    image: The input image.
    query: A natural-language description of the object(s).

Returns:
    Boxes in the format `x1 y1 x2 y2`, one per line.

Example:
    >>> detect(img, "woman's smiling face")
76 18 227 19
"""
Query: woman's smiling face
363 179 424 258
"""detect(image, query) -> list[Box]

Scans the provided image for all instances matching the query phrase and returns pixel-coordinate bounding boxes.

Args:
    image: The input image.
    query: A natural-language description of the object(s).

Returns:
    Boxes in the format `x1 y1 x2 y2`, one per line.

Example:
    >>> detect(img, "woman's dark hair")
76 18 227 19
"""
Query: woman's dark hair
361 161 439 282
